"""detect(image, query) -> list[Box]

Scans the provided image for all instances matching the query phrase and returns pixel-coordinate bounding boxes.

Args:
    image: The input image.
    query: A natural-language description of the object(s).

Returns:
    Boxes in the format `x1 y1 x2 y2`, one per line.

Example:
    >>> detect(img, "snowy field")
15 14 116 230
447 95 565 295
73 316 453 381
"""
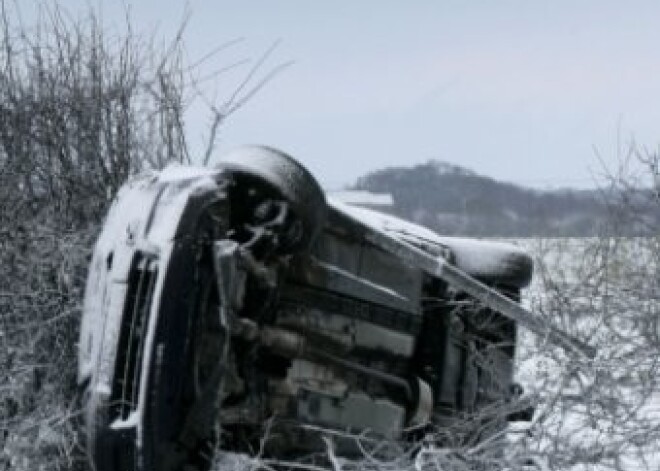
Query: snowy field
510 237 660 471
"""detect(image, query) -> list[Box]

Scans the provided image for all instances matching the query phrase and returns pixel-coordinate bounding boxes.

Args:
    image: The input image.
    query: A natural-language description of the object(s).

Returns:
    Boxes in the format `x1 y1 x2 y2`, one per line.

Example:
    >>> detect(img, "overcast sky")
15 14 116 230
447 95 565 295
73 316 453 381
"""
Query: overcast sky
19 1 660 189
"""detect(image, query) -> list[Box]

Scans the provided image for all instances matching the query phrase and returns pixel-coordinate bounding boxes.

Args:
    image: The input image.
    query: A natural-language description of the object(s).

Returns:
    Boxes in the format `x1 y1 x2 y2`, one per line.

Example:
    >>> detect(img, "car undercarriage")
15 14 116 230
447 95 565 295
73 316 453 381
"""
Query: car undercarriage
77 146 593 471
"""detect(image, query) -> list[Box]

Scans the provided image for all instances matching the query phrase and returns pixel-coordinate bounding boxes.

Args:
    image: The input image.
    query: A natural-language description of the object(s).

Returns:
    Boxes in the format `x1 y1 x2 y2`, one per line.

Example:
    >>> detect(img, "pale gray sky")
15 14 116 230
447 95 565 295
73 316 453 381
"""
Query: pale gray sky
18 1 660 189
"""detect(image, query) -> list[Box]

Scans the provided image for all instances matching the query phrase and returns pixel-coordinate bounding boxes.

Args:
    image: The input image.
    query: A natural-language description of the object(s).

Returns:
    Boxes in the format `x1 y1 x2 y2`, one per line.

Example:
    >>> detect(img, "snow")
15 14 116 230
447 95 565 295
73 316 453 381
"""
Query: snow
328 190 394 207
147 174 221 244
156 164 219 182
328 198 531 281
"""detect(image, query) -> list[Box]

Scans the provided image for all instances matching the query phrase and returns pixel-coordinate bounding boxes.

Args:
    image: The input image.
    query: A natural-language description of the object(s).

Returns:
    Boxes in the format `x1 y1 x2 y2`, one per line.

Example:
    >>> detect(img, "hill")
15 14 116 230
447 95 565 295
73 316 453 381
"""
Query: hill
351 160 655 237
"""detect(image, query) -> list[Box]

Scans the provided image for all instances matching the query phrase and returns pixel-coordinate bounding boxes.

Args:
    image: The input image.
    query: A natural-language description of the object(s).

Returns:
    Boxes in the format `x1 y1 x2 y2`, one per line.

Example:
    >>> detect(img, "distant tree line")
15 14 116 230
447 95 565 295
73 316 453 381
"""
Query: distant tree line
354 160 658 237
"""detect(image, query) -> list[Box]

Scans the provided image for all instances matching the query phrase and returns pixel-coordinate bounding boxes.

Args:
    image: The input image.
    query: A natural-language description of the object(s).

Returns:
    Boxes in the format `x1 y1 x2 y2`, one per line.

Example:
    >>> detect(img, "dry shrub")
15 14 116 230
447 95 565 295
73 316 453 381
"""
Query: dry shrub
0 2 190 469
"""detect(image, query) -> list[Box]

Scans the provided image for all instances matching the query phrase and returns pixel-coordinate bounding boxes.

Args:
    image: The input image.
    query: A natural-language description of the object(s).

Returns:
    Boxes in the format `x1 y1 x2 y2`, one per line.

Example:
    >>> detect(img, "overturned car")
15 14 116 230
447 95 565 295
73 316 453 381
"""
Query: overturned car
78 146 594 471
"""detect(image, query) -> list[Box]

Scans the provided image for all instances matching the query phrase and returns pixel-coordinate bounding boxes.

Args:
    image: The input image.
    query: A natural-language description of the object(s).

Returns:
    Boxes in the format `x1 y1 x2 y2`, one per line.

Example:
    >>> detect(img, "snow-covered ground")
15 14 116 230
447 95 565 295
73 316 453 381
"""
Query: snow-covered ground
510 237 660 471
